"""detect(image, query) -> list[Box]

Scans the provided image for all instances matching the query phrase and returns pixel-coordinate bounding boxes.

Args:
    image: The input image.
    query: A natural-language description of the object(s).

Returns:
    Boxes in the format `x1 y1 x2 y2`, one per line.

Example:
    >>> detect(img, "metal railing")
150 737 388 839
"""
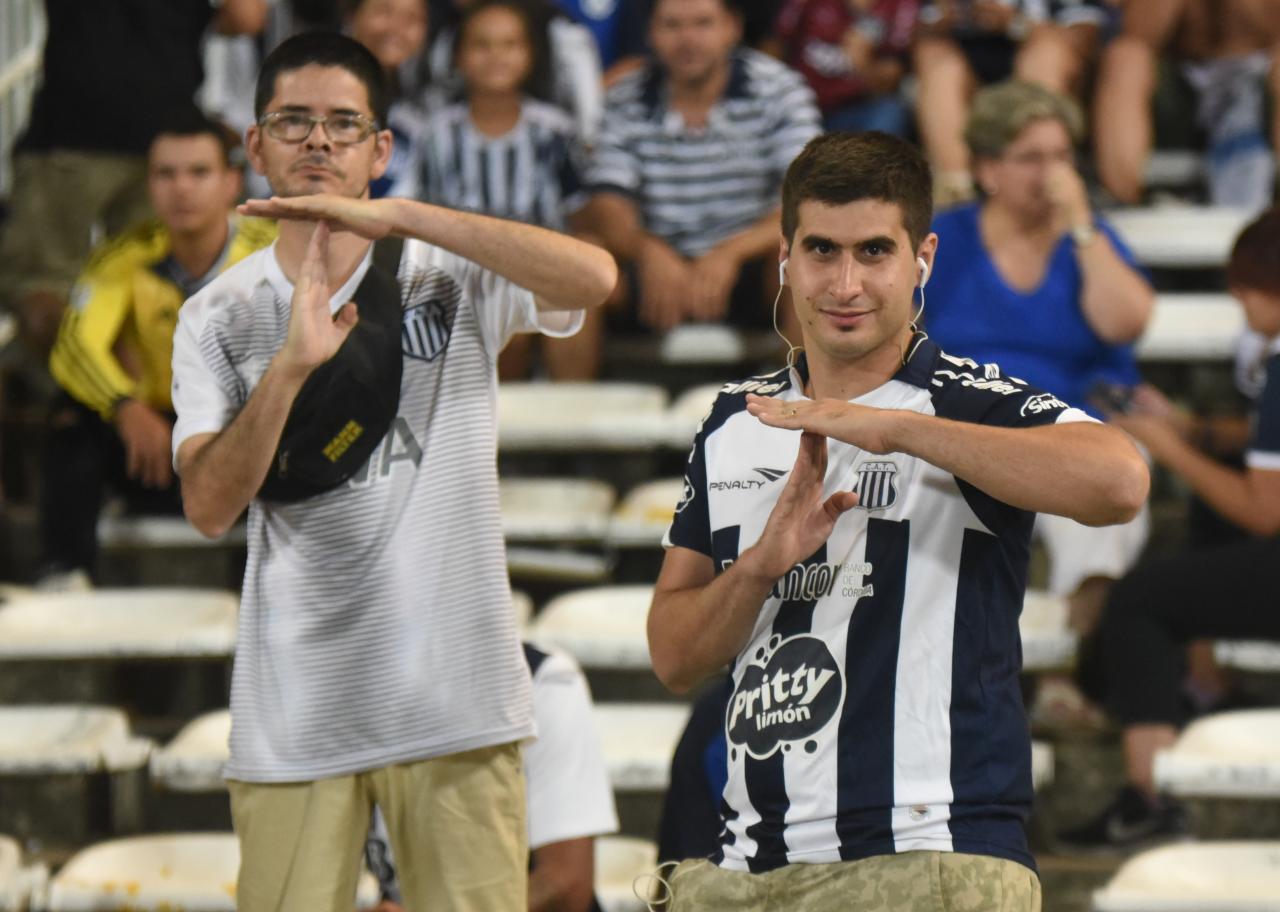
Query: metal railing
0 0 44 196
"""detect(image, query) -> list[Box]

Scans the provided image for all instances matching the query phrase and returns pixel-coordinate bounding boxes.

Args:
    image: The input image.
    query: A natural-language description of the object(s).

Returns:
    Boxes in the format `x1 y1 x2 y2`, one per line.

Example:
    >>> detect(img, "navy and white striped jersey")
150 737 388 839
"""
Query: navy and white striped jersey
663 337 1094 873
585 48 820 258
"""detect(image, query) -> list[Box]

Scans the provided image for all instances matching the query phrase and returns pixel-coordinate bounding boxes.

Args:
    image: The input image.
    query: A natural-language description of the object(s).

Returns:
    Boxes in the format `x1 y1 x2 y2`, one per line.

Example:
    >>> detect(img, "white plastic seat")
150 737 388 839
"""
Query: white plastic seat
497 382 670 451
97 515 247 548
1092 841 1280 911
0 834 48 912
1215 640 1280 673
44 833 380 911
665 383 723 448
593 704 691 792
596 836 659 912
1031 740 1053 791
506 547 611 582
528 585 652 671
659 324 748 365
500 478 615 544
1107 205 1253 269
0 588 238 659
1136 294 1245 362
607 479 685 549
0 706 150 775
150 710 230 793
1154 709 1280 799
1019 590 1078 671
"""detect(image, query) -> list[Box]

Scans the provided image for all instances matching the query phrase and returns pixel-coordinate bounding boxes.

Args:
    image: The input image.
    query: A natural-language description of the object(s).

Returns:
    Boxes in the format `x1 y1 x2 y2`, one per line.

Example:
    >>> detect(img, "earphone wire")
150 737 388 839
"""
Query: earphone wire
903 284 928 365
771 283 803 371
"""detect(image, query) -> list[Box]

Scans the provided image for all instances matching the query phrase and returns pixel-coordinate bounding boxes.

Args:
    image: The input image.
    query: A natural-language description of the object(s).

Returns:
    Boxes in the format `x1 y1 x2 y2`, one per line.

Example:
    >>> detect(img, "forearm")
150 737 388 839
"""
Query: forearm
1156 438 1280 535
709 208 784 265
386 199 616 309
888 412 1149 525
179 357 308 536
1076 235 1155 343
527 840 595 912
649 548 778 693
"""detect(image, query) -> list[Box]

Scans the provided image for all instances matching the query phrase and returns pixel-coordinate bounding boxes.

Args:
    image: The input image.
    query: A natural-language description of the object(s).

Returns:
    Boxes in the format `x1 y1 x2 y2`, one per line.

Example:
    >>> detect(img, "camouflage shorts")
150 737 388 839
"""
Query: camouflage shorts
666 851 1041 912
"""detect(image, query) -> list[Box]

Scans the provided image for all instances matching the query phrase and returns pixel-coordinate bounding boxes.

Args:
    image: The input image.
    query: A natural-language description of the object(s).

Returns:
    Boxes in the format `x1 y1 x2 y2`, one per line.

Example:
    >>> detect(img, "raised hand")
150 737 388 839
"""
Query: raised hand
746 394 899 454
749 430 859 580
276 221 359 378
239 194 398 240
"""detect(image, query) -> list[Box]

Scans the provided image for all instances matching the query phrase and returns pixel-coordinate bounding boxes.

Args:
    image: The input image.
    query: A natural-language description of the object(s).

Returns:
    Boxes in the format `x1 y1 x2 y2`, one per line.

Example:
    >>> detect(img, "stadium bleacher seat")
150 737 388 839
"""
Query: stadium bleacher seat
1092 841 1280 911
497 382 671 451
500 478 615 545
1106 205 1253 269
659 324 749 365
1154 709 1280 799
0 589 237 660
593 704 690 792
0 834 47 912
1032 740 1054 791
1214 640 1280 673
0 706 150 776
96 515 247 550
1137 295 1245 362
42 833 380 911
607 479 683 550
527 586 651 671
149 710 229 794
596 836 659 912
665 383 721 448
1020 591 1078 672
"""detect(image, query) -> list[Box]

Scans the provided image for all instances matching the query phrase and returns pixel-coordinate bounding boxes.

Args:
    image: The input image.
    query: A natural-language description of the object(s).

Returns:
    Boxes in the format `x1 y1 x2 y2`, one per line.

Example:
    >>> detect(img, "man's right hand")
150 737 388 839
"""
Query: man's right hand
115 399 174 489
275 221 359 379
637 236 693 332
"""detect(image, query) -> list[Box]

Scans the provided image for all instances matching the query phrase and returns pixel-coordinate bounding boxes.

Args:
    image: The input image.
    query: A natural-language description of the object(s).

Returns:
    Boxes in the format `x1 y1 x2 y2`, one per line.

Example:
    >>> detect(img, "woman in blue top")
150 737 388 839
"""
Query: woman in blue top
924 80 1157 722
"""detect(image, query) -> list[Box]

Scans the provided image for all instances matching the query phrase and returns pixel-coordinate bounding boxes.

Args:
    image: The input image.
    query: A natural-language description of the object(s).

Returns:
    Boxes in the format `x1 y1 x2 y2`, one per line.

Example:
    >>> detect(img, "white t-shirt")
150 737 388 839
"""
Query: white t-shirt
171 238 582 782
365 644 619 901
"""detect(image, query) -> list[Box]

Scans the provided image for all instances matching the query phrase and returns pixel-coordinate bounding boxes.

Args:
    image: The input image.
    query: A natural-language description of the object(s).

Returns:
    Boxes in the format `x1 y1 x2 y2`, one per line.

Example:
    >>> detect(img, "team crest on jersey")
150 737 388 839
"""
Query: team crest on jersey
854 460 898 510
401 298 456 361
726 634 844 760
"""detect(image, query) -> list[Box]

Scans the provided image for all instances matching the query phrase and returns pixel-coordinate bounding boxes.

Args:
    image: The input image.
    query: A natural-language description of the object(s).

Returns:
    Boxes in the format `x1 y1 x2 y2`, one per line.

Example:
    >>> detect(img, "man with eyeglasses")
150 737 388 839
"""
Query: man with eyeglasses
169 31 616 912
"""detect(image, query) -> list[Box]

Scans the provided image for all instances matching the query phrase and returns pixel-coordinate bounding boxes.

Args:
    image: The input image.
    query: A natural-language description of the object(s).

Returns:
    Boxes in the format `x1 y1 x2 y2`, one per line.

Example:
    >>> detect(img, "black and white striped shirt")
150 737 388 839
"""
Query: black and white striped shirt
586 48 821 258
419 99 587 232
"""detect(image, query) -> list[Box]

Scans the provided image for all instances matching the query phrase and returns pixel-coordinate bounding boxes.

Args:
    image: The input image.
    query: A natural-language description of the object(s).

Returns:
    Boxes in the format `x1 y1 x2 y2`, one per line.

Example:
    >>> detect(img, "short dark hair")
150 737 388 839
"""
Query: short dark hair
781 132 933 250
149 105 243 169
1228 206 1280 295
255 31 390 128
455 0 553 101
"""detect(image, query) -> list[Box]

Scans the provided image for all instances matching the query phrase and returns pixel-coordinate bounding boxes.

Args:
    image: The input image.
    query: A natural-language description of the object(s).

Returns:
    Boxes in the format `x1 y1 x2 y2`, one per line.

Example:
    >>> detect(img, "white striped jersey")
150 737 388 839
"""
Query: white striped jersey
585 48 821 258
663 338 1094 873
171 239 583 782
418 99 587 232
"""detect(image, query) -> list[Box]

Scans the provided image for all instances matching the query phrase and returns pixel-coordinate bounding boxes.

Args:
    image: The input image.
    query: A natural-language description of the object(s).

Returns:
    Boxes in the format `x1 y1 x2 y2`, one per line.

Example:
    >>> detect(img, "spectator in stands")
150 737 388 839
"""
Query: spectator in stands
0 0 266 362
418 0 601 379
173 33 614 909
655 677 729 865
1059 206 1280 850
767 0 919 136
37 108 274 590
914 0 1111 205
924 82 1154 711
362 643 618 912
1093 0 1280 209
346 0 433 199
551 0 652 72
585 0 821 333
427 0 605 142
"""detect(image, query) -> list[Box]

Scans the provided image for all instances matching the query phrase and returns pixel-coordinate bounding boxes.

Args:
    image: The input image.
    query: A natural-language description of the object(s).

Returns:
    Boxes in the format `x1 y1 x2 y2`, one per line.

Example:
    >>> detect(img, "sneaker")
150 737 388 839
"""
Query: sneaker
1056 786 1190 852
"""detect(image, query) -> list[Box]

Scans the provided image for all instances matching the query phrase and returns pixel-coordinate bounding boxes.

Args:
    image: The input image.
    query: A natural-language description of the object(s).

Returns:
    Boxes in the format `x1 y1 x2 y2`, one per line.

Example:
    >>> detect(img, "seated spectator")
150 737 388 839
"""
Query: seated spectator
913 0 1111 205
0 0 266 363
427 0 605 142
585 0 820 333
39 109 275 588
346 0 433 198
1059 206 1280 850
767 0 919 136
655 676 730 864
363 643 619 911
923 81 1155 717
417 0 600 379
1093 0 1280 208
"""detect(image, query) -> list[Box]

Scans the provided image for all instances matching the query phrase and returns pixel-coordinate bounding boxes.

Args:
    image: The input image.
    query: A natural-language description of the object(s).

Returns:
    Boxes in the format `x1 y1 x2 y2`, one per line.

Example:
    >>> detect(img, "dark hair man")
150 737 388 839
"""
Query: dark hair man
648 131 1147 910
170 32 616 912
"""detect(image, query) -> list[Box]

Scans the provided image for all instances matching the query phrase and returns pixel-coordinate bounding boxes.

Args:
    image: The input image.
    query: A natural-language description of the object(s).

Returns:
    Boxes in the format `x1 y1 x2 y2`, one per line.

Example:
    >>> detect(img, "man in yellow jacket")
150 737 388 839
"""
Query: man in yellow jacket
42 107 275 586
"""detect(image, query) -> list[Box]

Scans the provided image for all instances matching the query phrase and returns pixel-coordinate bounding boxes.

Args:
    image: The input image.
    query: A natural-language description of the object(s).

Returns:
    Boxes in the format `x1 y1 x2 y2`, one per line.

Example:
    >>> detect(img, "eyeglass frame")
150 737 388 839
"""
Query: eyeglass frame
257 110 382 146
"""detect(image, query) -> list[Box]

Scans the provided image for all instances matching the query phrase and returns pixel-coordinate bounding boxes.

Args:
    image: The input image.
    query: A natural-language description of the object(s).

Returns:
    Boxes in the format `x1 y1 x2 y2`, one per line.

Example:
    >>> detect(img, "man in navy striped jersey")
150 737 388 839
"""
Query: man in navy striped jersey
648 131 1148 911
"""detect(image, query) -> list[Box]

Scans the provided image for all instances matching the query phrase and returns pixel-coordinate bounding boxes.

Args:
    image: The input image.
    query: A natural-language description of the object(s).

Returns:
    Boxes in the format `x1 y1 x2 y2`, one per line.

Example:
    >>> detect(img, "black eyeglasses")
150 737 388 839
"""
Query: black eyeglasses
259 111 379 145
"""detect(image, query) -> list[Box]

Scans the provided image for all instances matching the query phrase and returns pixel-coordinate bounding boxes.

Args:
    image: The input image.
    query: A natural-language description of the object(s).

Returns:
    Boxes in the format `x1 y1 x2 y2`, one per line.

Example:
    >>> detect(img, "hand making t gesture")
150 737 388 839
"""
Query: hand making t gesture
276 221 359 378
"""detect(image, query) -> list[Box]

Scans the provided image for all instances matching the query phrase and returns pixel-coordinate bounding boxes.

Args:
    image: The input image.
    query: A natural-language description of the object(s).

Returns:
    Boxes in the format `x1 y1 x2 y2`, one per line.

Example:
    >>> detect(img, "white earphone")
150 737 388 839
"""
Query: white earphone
916 256 930 288
778 257 788 286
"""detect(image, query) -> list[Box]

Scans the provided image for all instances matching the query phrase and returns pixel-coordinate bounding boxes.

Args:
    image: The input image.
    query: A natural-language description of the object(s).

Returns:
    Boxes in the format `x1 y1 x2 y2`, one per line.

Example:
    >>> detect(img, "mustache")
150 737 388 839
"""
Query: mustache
291 155 343 177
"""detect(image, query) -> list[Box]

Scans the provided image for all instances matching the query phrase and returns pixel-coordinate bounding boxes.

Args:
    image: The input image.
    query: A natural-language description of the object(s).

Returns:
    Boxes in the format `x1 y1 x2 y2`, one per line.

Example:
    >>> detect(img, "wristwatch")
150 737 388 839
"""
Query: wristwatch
1070 222 1098 248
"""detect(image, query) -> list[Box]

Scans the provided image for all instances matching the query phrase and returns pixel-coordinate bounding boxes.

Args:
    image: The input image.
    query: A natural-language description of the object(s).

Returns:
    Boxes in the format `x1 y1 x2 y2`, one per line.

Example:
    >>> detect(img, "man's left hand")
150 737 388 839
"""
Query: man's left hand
746 395 899 454
239 195 399 240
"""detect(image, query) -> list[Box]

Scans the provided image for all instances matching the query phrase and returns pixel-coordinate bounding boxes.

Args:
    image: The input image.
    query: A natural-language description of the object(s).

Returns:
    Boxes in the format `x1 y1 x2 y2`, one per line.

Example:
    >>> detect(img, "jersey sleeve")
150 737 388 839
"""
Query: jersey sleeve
663 413 714 556
50 274 139 419
1246 353 1280 471
525 651 619 849
930 353 1097 430
170 293 243 467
